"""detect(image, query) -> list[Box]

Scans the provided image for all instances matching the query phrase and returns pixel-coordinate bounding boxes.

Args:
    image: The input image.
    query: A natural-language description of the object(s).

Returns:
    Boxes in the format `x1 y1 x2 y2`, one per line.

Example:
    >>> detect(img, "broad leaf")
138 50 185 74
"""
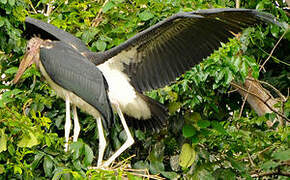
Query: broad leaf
179 143 195 168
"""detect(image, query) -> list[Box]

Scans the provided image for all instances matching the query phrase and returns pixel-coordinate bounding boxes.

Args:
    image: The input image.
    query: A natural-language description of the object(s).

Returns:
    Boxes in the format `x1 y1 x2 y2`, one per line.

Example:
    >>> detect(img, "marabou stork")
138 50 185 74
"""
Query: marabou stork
13 8 282 167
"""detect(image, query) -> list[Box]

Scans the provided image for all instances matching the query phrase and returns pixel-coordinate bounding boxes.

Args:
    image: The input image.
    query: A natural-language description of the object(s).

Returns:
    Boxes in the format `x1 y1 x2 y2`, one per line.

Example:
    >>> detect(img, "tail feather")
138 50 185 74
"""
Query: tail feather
126 94 168 132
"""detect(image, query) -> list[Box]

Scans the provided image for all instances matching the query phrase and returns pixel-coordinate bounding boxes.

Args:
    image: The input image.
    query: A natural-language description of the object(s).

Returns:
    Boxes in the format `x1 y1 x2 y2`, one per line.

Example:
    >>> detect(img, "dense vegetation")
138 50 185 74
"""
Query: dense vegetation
0 0 289 179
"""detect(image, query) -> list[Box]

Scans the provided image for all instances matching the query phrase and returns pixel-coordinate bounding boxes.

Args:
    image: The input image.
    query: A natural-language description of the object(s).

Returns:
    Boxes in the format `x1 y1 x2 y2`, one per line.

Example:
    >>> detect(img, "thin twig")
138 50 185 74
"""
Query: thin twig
228 88 239 94
239 83 252 118
259 31 287 72
231 82 290 122
112 154 136 168
128 172 165 180
247 150 255 167
28 0 37 14
257 46 290 67
251 171 290 177
92 0 109 27
22 99 33 116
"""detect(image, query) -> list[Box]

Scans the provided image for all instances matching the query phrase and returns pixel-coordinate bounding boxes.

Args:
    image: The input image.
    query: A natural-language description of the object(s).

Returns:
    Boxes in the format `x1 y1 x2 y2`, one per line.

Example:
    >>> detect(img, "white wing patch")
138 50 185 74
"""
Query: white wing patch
97 48 151 120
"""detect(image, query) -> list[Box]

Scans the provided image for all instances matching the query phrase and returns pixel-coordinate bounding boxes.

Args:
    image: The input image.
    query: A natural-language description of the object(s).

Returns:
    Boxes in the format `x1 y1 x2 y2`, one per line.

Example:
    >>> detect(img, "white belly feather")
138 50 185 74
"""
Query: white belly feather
97 50 151 120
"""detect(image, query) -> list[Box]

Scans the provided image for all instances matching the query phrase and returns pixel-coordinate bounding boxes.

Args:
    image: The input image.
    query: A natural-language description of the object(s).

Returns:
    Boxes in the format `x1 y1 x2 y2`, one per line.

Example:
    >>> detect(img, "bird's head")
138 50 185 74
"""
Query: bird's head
13 37 45 84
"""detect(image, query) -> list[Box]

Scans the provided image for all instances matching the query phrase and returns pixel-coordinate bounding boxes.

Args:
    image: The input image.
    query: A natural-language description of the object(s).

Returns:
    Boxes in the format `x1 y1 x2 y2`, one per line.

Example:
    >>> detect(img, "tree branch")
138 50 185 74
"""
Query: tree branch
246 77 287 102
231 82 290 122
259 31 287 72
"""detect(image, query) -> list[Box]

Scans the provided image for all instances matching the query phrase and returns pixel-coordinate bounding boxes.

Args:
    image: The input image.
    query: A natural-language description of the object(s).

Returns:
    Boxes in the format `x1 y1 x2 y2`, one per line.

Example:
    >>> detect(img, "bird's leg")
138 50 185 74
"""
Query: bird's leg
72 105 80 142
103 102 134 167
64 95 71 152
96 116 107 167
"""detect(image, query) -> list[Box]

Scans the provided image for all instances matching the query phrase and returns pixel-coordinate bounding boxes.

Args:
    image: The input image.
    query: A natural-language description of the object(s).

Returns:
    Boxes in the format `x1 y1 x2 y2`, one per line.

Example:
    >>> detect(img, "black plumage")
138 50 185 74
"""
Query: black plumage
40 41 113 129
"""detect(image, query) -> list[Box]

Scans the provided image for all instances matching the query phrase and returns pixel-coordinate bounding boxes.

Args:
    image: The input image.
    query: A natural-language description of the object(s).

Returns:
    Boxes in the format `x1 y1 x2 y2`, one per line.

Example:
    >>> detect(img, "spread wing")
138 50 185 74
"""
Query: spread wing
39 41 113 129
85 8 282 92
25 17 89 52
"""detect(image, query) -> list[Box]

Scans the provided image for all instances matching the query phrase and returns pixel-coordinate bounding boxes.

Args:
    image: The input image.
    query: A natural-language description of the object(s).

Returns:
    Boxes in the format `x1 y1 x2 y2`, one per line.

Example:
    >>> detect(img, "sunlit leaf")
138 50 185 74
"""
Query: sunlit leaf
179 143 195 168
139 10 154 21
0 128 7 153
17 131 40 148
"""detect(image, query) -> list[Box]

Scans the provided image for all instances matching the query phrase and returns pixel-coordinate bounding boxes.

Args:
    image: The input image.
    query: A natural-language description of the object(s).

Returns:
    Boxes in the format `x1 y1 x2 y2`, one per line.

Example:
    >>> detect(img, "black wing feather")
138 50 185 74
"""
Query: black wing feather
39 41 113 129
86 8 282 92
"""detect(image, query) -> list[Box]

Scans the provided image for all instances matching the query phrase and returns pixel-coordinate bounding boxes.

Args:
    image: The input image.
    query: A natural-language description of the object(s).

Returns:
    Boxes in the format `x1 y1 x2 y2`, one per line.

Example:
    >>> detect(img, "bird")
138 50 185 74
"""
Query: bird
13 8 283 167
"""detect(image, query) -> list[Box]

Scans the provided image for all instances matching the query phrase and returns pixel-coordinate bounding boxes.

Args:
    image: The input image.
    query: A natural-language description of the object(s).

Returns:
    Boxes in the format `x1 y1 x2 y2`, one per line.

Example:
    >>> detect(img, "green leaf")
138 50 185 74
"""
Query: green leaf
127 174 142 180
211 121 227 135
179 143 195 168
4 67 18 74
43 156 54 177
139 10 154 21
133 160 149 169
197 120 210 129
0 19 4 27
0 164 4 174
31 153 44 170
240 61 248 78
182 125 196 138
185 112 202 123
14 165 22 175
150 161 165 174
135 130 145 141
272 149 290 161
161 171 179 179
224 68 233 85
102 1 115 13
215 70 224 83
0 128 7 153
213 168 236 180
261 160 279 171
228 158 246 172
232 56 241 73
81 28 98 44
17 131 40 148
8 0 14 6
95 40 107 51
270 24 280 38
70 141 83 160
84 144 94 166
168 102 182 114
0 0 7 4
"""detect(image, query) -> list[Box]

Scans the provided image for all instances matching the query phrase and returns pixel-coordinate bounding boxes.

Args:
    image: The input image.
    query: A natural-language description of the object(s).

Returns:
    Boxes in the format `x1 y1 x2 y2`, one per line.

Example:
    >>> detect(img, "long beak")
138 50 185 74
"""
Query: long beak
13 52 35 84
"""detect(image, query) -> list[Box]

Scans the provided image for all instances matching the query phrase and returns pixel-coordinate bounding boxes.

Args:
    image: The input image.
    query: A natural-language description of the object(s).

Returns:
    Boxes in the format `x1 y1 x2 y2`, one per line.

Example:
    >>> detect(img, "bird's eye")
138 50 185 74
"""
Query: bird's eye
27 47 30 51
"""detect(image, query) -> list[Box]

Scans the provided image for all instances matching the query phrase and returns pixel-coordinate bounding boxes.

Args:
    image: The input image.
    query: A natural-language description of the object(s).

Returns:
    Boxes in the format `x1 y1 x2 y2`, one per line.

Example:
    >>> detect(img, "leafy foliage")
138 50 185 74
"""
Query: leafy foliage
0 0 289 179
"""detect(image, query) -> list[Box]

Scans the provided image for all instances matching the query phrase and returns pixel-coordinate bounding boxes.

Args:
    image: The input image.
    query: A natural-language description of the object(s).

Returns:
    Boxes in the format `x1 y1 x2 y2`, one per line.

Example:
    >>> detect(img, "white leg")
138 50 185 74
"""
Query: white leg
64 95 71 152
96 116 107 167
73 105 80 142
103 103 134 167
